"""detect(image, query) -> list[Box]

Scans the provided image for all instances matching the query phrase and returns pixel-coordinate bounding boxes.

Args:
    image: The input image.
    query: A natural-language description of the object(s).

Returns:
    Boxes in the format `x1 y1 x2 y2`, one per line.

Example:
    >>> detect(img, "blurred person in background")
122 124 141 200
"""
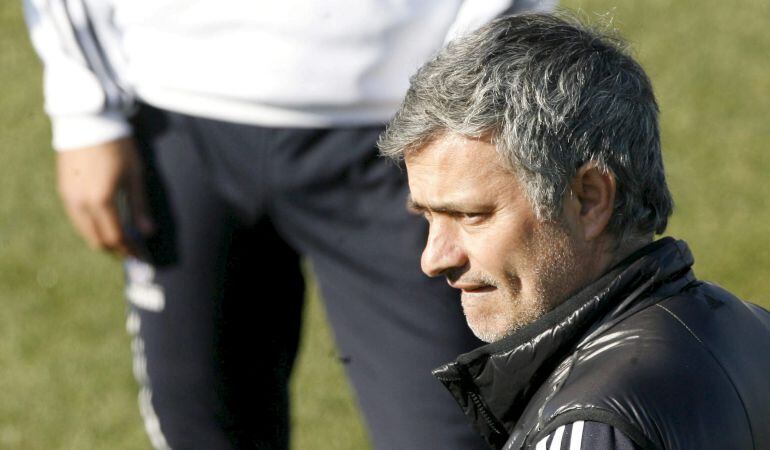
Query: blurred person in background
23 0 554 448
380 12 770 450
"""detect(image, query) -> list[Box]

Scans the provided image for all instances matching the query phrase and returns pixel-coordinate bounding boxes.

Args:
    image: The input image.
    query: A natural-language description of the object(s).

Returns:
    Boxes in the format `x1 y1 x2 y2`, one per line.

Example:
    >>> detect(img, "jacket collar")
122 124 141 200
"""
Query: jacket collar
432 238 695 449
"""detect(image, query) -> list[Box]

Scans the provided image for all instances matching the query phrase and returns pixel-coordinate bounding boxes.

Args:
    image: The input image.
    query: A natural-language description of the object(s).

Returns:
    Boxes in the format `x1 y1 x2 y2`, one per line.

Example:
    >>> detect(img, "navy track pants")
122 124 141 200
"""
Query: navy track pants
123 104 486 449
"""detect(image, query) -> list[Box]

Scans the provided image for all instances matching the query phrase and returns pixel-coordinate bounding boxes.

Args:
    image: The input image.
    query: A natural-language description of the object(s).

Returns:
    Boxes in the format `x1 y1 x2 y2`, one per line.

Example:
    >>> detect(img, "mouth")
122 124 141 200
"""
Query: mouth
458 284 497 312
450 282 497 294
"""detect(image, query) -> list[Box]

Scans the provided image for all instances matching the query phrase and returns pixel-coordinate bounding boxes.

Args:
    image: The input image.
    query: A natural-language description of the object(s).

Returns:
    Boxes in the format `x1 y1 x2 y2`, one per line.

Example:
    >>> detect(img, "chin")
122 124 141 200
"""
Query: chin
463 295 549 344
462 304 513 343
467 321 511 344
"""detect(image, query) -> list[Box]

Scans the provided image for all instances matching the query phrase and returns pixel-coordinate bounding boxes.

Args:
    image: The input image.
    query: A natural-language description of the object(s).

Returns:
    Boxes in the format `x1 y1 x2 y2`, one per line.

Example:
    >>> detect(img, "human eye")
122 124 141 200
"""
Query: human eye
459 212 487 225
458 212 485 225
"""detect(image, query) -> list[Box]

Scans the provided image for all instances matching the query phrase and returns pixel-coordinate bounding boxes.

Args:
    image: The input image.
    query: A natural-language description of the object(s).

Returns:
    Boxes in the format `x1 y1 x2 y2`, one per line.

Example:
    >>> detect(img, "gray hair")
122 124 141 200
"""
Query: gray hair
379 13 673 241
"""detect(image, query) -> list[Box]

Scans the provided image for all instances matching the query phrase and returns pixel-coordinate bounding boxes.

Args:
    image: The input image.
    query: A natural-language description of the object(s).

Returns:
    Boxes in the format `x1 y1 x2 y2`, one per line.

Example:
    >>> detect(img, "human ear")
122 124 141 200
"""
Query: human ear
567 163 616 241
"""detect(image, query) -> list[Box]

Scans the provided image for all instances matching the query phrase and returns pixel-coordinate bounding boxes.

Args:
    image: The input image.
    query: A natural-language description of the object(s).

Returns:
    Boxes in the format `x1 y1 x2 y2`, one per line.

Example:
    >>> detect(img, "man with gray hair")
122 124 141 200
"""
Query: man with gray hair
379 13 770 450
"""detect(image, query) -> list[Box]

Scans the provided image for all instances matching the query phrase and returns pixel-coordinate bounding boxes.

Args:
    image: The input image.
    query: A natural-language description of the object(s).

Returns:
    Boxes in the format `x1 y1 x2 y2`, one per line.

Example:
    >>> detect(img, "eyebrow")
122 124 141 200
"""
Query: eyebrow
407 196 483 215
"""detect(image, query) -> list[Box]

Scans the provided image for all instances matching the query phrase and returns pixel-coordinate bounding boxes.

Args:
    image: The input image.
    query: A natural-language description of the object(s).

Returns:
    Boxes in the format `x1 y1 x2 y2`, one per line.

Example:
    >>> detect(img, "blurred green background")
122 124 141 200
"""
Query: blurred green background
1 0 768 448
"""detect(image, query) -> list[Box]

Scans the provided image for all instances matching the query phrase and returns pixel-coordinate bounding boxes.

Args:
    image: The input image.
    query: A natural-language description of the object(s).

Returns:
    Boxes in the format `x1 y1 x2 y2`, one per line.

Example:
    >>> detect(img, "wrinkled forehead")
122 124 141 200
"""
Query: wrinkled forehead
404 133 523 206
405 133 510 177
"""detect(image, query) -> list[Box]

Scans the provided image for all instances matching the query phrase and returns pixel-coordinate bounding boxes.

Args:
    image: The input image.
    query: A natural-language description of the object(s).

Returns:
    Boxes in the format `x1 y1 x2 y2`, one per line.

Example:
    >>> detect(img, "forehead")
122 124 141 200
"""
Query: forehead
405 134 522 205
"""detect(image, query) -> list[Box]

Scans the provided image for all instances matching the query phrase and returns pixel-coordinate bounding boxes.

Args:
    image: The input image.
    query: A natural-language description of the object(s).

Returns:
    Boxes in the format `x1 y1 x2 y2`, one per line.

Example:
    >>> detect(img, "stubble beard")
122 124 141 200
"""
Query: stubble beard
463 220 584 343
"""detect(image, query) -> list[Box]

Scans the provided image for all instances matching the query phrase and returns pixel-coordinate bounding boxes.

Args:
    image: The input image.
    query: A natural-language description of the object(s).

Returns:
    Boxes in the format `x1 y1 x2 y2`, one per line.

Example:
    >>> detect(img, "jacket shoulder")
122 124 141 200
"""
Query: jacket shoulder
532 284 768 449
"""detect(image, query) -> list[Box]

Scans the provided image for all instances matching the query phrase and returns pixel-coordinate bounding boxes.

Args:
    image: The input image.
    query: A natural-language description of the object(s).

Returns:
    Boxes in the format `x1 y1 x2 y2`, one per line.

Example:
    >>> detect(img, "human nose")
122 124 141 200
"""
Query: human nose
421 221 466 277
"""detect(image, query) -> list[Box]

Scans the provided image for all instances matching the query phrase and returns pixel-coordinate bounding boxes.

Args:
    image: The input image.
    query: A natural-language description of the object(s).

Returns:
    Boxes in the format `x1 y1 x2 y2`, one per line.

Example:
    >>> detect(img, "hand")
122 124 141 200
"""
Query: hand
56 137 155 257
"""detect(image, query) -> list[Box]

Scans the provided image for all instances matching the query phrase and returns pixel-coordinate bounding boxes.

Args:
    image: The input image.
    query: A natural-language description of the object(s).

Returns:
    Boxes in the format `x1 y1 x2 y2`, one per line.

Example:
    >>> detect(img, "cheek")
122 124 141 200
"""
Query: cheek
467 221 533 274
476 244 515 275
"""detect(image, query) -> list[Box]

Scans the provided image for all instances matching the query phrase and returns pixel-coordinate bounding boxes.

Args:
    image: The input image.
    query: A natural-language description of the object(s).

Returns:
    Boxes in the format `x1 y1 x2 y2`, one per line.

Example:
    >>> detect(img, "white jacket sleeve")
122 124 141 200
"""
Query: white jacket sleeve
23 0 133 151
444 0 558 44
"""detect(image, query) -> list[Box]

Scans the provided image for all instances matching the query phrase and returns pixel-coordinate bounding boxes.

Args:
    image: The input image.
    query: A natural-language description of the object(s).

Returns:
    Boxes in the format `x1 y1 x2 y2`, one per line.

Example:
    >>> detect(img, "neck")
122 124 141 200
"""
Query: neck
601 234 654 274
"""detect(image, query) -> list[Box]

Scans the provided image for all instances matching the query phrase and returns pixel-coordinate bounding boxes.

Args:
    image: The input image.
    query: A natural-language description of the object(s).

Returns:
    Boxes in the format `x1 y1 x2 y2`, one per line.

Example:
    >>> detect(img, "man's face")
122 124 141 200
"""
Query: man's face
405 134 590 343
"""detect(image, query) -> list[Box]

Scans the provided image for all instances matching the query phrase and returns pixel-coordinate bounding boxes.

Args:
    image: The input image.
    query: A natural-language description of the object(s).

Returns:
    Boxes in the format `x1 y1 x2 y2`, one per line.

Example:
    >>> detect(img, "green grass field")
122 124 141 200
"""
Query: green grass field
1 0 768 448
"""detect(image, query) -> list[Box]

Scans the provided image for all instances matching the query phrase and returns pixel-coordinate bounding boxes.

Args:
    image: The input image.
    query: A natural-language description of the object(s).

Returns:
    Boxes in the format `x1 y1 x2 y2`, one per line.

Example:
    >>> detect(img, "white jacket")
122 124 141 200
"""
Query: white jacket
24 0 555 150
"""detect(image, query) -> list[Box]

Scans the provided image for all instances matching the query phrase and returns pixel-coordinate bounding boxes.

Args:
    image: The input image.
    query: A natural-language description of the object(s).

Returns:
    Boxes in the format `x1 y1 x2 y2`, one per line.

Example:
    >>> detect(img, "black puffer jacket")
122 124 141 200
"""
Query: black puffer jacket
433 238 770 450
